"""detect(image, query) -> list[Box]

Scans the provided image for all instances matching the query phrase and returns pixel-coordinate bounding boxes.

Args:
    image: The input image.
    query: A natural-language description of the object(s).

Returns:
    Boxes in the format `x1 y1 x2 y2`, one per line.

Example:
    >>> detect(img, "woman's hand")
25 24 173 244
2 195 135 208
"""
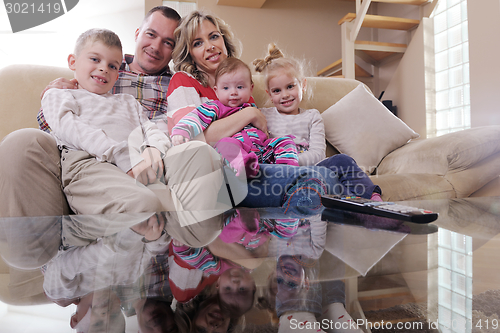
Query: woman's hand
171 135 189 146
40 78 78 99
127 147 164 185
244 106 268 135
204 106 268 144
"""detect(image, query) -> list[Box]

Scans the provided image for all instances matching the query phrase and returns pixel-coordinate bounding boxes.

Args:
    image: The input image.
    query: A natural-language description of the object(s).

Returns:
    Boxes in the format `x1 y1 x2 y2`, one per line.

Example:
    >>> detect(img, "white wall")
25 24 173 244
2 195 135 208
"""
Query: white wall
383 19 429 137
0 0 144 70
374 2 422 97
197 0 354 78
468 0 500 127
382 0 500 137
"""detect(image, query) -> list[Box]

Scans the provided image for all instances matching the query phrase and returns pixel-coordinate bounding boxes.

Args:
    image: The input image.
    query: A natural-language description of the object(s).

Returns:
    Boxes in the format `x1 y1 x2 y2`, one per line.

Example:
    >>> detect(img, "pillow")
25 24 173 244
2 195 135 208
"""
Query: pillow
321 84 419 173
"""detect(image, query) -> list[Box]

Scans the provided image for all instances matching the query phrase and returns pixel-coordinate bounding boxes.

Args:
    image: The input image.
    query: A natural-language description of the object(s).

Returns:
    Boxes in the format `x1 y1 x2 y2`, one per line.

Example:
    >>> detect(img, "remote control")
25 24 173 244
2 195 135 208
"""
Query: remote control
321 208 439 235
321 195 438 224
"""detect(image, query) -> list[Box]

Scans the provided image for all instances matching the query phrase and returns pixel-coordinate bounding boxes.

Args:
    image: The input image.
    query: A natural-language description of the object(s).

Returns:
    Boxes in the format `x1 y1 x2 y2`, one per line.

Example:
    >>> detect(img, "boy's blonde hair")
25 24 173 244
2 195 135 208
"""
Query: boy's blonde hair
74 28 122 56
253 43 306 91
215 57 253 86
172 10 241 87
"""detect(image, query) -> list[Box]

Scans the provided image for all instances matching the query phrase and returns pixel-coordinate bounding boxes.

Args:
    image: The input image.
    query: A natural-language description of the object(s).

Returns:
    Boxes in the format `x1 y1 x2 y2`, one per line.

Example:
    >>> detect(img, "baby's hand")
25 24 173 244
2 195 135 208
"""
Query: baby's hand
172 135 189 146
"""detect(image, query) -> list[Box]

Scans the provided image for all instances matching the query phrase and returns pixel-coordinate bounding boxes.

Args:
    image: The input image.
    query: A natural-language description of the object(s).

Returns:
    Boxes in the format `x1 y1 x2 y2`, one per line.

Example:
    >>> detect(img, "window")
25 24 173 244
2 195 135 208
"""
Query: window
429 0 470 137
437 229 473 332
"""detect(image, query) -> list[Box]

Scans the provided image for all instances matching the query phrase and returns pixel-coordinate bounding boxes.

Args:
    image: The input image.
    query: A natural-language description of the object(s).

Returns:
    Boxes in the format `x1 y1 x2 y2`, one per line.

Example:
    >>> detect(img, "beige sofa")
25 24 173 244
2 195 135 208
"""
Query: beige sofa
1 64 500 201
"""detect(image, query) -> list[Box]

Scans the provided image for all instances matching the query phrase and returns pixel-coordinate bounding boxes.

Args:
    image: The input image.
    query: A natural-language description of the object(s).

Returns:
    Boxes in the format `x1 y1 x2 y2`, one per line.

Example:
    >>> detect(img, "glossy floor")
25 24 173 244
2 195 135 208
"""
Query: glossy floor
0 197 499 333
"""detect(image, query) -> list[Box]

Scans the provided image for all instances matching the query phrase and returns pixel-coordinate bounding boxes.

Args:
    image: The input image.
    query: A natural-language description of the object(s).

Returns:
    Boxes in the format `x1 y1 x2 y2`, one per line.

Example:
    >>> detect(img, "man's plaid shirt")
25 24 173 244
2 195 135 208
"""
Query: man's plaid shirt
38 54 171 132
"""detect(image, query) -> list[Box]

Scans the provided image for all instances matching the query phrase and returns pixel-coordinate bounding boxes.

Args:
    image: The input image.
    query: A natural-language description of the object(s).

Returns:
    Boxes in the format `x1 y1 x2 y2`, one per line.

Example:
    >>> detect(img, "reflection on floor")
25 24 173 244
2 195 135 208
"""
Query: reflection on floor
0 302 73 332
355 232 500 329
358 273 416 312
0 302 141 332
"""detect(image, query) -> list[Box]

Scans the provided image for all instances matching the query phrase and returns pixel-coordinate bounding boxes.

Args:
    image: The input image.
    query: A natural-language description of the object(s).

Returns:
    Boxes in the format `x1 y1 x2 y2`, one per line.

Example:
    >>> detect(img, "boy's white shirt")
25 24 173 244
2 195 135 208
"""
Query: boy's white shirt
43 226 170 301
42 88 171 172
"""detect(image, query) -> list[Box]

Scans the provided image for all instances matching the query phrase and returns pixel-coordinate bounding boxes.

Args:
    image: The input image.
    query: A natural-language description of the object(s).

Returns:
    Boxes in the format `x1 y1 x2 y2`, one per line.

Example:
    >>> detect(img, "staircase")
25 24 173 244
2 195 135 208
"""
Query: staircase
317 0 438 80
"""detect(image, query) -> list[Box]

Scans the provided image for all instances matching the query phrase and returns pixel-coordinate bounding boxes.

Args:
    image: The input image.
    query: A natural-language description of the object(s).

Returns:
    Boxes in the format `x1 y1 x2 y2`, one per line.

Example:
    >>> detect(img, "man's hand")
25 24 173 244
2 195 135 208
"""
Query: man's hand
171 135 189 146
130 214 165 241
40 78 78 99
126 147 164 185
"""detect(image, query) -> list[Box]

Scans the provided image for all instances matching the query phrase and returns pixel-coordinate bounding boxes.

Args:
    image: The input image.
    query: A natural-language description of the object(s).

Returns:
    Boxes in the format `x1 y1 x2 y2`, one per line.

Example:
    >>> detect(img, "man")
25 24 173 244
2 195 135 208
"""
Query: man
0 6 232 219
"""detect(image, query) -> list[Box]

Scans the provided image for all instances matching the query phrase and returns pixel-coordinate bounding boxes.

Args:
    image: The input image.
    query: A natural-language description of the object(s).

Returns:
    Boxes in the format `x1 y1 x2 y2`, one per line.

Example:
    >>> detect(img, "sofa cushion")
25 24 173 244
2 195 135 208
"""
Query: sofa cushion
321 84 419 173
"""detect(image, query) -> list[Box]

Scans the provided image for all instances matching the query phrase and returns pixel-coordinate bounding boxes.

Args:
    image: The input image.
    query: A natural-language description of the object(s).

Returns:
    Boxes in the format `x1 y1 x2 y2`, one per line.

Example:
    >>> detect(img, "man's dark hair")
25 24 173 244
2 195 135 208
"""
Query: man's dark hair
143 6 181 25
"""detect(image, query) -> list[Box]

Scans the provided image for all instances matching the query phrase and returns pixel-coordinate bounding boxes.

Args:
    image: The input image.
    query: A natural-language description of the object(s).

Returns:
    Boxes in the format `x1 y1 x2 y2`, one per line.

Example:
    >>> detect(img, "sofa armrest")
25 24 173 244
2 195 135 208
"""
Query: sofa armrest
378 126 500 175
377 126 500 198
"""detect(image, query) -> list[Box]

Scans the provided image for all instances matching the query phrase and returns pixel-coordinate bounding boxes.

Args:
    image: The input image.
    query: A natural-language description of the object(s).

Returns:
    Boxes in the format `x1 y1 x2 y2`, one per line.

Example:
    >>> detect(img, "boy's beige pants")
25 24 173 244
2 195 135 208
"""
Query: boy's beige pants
0 129 235 224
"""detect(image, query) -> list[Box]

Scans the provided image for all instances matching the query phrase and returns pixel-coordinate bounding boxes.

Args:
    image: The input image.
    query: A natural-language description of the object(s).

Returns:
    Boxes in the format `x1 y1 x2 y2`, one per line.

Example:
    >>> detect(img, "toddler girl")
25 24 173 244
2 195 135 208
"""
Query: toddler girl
171 57 299 178
253 44 382 200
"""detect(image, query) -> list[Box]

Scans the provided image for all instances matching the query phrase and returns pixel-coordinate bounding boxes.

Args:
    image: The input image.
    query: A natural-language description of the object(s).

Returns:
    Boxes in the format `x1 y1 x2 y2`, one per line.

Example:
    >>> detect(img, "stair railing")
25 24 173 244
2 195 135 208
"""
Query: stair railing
351 0 372 41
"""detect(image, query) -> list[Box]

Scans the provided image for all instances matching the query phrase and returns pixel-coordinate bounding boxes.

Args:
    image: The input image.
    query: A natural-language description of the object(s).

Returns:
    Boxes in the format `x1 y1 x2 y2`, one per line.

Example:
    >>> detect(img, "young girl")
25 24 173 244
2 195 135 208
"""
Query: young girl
253 44 382 201
171 57 299 178
258 254 363 333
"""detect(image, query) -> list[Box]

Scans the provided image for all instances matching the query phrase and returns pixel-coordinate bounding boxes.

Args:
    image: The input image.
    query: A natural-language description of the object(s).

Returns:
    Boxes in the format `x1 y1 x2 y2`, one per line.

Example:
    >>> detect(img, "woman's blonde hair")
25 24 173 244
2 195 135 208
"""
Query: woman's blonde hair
253 43 306 91
172 10 241 87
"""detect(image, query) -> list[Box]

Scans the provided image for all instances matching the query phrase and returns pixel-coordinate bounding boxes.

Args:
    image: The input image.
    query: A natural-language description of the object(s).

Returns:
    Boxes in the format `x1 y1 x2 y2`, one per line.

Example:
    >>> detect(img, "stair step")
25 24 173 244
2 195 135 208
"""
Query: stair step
373 0 429 4
355 40 407 50
317 59 372 78
339 13 420 30
355 41 407 61
344 0 429 5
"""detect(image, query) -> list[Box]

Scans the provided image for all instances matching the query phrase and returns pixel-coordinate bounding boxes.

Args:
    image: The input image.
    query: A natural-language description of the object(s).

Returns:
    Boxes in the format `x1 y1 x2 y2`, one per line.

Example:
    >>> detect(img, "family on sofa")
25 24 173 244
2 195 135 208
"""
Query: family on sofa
0 6 370 332
2 6 382 221
2 5 500 222
2 4 500 333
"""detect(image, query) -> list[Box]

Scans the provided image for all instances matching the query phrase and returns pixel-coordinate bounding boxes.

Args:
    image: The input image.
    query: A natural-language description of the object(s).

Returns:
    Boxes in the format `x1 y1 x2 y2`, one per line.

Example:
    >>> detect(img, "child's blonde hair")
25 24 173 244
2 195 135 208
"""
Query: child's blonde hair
253 43 306 91
74 28 122 56
215 57 253 86
256 255 320 318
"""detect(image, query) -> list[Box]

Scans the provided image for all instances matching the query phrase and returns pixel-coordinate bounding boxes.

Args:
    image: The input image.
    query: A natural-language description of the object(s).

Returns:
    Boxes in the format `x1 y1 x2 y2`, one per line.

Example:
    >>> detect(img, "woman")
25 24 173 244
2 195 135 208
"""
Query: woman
167 10 338 211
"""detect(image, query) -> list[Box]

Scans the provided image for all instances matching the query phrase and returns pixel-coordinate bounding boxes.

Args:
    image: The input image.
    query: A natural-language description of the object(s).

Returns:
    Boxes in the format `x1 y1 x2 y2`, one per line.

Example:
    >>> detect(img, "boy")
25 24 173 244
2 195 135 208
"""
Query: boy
42 28 170 215
171 57 299 178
